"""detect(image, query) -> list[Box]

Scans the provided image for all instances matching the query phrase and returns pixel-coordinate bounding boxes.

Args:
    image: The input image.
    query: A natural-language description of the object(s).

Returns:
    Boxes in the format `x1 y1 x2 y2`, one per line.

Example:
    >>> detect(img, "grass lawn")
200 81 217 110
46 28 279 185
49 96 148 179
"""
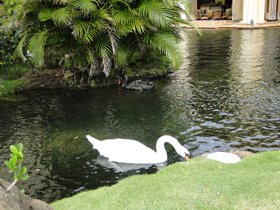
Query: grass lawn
51 151 280 210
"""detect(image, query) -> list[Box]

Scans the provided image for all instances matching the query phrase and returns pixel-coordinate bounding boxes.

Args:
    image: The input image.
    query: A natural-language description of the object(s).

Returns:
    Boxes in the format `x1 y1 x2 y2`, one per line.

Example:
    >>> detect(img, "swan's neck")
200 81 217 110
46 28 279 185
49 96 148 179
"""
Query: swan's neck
156 140 168 161
156 136 183 161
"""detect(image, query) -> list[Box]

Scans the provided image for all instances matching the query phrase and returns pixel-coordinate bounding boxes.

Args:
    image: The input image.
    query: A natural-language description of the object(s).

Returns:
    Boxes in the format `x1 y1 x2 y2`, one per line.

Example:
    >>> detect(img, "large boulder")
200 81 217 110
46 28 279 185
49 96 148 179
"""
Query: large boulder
0 178 54 210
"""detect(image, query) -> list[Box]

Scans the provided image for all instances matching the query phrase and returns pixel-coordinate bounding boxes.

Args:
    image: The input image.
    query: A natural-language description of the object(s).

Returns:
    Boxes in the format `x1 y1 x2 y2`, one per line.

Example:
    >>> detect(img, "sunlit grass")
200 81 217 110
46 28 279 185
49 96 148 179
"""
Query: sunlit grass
51 151 280 210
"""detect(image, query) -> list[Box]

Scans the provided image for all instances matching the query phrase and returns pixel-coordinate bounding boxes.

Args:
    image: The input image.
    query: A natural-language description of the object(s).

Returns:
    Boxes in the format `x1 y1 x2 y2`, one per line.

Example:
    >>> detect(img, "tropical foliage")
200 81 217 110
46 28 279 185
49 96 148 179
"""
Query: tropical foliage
0 0 26 74
13 0 193 78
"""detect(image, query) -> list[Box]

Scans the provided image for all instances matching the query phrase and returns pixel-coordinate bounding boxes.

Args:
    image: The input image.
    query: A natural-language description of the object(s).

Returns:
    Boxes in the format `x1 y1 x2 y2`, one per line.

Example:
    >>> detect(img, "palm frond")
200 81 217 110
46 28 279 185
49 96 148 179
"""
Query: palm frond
138 1 174 28
144 32 182 70
128 18 148 34
74 0 98 13
163 0 176 6
171 19 201 35
95 36 112 57
113 9 137 25
115 47 129 67
39 8 54 22
110 0 131 10
73 19 91 36
176 0 193 20
102 56 111 77
73 19 103 43
115 24 132 37
87 50 99 76
28 30 49 66
51 0 72 5
108 28 118 55
14 36 27 61
52 5 73 27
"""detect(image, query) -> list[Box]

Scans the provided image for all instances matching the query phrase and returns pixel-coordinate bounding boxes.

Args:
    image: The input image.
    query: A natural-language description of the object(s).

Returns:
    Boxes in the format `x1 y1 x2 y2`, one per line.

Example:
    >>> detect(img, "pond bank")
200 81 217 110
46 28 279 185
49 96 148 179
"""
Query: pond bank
0 66 171 96
51 151 280 209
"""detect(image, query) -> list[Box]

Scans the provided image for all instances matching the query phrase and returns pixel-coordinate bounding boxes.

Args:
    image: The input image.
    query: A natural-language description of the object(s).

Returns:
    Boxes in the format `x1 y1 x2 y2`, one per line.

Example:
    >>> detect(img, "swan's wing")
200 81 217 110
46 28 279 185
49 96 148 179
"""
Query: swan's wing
97 139 159 164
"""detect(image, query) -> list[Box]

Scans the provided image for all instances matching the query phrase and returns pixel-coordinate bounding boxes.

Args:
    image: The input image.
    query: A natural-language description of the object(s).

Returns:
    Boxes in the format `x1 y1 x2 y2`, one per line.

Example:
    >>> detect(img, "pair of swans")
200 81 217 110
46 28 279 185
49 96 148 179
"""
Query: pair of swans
86 135 241 164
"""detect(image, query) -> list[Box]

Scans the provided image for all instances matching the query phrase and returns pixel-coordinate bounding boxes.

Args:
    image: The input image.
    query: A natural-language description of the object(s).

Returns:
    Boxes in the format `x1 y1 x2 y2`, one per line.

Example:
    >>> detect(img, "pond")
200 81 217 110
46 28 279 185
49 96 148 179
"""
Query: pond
1 28 280 203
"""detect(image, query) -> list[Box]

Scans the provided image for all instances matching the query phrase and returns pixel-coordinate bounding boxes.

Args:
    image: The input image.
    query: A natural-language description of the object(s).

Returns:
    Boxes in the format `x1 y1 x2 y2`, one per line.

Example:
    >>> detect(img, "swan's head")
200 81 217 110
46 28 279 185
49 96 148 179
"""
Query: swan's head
177 147 191 161
157 135 191 161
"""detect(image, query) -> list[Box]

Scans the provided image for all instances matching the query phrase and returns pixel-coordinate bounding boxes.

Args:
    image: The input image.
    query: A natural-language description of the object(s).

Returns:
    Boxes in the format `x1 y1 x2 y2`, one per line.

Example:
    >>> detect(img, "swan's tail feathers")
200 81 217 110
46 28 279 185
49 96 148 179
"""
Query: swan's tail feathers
86 135 100 149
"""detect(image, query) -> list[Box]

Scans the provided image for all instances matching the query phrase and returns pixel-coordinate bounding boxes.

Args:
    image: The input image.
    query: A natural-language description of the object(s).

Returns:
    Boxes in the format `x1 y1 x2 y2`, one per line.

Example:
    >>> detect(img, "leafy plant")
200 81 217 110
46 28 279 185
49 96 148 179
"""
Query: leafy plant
4 143 29 192
14 0 196 78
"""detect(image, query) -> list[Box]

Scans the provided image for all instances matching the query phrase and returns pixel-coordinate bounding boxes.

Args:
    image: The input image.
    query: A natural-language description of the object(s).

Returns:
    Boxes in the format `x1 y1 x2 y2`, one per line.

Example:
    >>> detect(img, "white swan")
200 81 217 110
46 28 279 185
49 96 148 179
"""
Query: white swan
206 152 241 163
86 135 190 164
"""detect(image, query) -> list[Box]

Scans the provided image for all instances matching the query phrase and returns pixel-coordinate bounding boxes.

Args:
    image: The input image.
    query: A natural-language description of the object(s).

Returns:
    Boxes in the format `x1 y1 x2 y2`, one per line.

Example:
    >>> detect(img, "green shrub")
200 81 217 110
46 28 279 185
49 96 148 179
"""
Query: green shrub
4 143 29 193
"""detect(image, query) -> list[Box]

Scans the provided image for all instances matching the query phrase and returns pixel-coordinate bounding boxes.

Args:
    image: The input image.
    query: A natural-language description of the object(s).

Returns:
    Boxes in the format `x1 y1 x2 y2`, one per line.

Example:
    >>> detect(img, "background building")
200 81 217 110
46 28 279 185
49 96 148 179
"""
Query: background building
189 0 280 24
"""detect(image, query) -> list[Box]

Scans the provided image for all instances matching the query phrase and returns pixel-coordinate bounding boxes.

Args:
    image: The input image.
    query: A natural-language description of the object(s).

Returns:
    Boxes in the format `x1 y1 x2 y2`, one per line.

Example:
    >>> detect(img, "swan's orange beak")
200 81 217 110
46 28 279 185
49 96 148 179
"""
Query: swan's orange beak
186 155 190 161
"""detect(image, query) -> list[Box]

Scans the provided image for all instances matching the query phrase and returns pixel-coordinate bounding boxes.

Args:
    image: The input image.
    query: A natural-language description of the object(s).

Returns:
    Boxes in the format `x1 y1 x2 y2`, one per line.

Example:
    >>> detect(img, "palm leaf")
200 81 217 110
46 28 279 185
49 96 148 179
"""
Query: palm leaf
73 19 102 43
51 0 72 5
110 0 131 10
73 19 91 37
115 24 132 37
102 56 111 77
87 50 100 76
163 0 175 6
39 8 54 22
171 18 201 36
52 5 73 27
115 47 129 67
113 9 137 25
138 1 173 28
74 0 98 13
144 32 182 70
28 30 49 66
128 18 149 34
95 36 112 58
14 36 27 61
176 0 193 20
108 28 118 55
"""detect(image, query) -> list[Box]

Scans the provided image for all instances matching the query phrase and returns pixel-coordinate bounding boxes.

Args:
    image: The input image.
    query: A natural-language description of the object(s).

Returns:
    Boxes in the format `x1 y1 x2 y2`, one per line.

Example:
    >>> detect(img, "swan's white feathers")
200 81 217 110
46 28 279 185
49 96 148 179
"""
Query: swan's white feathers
86 135 242 164
86 135 189 164
97 139 159 163
207 152 241 163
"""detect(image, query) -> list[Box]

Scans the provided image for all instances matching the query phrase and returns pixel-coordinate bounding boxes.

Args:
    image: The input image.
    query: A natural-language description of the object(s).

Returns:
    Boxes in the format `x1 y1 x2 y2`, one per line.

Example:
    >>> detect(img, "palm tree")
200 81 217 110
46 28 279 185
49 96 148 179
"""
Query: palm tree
15 0 194 78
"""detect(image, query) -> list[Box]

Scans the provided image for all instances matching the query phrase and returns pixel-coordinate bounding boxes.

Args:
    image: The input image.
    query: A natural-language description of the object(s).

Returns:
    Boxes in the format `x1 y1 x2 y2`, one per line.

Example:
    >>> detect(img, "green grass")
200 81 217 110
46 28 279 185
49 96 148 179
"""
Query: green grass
51 151 280 210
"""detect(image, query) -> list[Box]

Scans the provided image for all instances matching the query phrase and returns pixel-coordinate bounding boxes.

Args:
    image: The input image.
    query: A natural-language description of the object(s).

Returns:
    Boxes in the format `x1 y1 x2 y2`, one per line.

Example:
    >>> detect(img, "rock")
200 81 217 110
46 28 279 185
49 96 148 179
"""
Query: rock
0 178 54 210
229 150 254 159
62 70 74 80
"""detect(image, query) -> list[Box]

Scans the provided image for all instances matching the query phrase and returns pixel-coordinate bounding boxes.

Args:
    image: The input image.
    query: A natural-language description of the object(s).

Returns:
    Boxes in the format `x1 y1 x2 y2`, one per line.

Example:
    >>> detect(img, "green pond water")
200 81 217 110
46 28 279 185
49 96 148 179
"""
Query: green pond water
0 28 280 203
